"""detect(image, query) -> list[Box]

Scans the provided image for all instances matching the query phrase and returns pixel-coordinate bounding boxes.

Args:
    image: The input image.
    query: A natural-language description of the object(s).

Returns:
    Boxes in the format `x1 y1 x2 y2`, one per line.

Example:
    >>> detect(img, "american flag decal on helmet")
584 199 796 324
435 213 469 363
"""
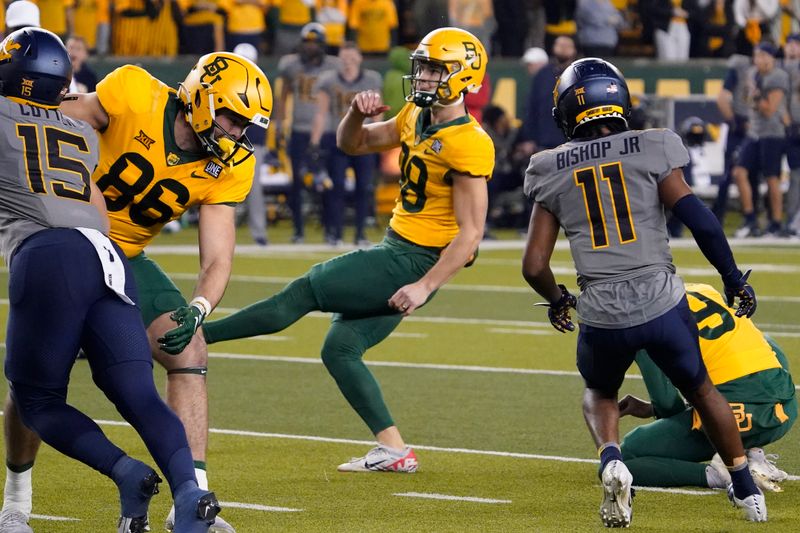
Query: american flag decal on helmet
607 83 618 94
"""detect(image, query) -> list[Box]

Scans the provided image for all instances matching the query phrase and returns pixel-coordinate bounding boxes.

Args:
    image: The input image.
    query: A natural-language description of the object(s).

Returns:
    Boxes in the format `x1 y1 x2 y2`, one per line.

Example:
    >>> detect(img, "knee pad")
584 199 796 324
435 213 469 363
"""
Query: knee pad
167 367 208 377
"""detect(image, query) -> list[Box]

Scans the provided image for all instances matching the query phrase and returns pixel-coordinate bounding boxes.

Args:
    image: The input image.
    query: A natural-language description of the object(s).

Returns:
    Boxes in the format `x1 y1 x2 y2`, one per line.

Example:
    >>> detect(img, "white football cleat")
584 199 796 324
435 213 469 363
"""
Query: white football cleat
599 460 633 528
747 448 788 492
337 445 418 473
727 484 767 522
0 509 33 533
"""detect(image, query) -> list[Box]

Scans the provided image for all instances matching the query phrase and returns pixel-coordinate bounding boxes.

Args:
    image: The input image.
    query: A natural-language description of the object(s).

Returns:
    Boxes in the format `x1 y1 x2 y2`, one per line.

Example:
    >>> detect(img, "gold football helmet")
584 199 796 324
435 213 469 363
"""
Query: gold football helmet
403 27 487 107
178 52 272 166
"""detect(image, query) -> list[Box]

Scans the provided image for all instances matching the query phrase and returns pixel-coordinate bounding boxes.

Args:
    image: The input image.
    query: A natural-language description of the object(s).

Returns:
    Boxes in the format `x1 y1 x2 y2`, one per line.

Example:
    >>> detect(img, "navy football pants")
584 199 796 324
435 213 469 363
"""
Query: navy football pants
4 229 194 490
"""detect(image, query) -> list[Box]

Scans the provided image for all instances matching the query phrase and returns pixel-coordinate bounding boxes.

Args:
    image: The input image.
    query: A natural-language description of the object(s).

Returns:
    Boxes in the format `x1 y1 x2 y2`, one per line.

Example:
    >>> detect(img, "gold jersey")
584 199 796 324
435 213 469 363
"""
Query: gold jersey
685 283 781 385
94 66 254 257
389 103 494 248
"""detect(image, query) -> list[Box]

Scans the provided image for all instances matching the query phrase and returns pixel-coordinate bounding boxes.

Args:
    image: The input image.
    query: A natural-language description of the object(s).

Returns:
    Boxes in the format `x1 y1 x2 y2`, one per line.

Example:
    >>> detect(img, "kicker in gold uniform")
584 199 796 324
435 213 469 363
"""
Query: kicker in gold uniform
58 51 271 533
202 27 494 473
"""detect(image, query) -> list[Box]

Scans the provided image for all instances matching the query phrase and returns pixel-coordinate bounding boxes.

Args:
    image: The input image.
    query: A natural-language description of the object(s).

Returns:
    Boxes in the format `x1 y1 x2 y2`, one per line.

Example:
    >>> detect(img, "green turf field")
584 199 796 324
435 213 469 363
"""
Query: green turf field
1 224 798 532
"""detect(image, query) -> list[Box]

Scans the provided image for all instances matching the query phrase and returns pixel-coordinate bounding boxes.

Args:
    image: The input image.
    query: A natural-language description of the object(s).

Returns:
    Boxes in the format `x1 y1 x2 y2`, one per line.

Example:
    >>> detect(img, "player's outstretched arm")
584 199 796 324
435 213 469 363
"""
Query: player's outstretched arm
60 92 110 131
388 174 487 315
159 204 236 354
522 203 577 333
337 90 397 155
659 168 756 317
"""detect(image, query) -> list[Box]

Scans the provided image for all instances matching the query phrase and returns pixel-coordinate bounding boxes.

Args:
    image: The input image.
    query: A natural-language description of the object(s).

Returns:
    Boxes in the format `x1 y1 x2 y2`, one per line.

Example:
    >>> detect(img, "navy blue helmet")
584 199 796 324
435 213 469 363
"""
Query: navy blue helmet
552 58 631 140
0 28 71 107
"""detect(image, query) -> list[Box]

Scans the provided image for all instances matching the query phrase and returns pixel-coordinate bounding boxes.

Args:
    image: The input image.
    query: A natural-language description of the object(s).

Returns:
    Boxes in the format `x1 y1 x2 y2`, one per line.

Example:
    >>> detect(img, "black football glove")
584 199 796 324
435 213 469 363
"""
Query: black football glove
535 284 577 333
724 269 756 318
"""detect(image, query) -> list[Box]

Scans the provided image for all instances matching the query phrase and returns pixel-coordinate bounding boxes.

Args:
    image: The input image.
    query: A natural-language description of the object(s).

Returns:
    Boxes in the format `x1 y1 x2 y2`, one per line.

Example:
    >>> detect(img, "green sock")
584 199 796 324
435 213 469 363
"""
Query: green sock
203 276 318 344
625 457 708 488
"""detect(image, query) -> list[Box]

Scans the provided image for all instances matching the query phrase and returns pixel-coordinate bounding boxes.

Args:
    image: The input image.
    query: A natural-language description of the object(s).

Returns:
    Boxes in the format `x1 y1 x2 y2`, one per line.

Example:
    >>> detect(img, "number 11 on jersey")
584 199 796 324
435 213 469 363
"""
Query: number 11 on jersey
574 161 636 249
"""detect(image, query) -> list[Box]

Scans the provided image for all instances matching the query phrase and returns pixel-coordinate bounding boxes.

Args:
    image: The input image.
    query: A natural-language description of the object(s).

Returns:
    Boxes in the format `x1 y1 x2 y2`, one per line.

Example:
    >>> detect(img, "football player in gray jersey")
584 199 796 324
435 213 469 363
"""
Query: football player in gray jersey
781 34 800 234
275 22 340 242
522 58 764 527
310 41 383 245
731 42 790 237
0 29 220 532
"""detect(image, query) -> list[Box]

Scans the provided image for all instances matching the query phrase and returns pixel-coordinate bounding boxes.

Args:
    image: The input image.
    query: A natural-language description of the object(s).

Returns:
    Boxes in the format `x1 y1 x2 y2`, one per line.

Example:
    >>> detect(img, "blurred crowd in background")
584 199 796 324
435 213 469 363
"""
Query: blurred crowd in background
5 0 800 242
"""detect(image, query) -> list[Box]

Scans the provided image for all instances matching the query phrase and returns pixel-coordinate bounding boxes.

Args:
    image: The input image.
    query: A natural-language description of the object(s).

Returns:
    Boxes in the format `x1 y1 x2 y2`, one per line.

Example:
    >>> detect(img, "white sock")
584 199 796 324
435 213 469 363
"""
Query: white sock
3 467 32 515
195 467 208 491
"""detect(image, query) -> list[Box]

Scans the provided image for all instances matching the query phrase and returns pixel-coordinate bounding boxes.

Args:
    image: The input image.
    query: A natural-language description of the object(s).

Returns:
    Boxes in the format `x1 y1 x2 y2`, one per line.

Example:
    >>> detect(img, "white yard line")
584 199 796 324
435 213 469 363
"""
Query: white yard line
0 412 794 491
394 492 512 504
219 501 303 513
144 238 800 255
31 513 81 521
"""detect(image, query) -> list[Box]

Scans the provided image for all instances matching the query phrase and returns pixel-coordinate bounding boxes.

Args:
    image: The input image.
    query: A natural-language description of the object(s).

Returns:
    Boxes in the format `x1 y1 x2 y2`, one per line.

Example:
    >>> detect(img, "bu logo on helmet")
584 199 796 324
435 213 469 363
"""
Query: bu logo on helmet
200 56 230 85
463 41 481 70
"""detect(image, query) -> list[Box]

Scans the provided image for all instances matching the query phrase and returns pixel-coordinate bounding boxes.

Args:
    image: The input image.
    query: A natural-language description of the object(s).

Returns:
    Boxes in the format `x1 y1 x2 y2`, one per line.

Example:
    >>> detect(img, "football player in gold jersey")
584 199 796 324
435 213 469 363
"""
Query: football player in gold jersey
202 27 494 472
619 283 795 491
1 52 272 533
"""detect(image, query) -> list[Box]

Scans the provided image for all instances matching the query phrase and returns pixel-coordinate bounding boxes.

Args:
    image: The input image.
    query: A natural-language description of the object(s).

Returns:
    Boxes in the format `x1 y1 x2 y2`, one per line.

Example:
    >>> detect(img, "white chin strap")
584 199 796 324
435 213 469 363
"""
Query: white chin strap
433 94 464 108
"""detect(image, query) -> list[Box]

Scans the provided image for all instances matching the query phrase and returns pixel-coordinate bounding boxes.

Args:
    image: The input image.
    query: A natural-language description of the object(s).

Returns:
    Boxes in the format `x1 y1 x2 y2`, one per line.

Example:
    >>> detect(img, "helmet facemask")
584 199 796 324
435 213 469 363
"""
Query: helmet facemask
403 56 460 108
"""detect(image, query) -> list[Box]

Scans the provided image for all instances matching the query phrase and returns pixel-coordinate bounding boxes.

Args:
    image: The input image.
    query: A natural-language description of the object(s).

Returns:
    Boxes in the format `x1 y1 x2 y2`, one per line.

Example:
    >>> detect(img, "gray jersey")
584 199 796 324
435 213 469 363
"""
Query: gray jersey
781 59 800 124
278 54 340 133
313 68 383 133
0 96 102 261
524 129 689 328
728 54 751 119
746 66 789 139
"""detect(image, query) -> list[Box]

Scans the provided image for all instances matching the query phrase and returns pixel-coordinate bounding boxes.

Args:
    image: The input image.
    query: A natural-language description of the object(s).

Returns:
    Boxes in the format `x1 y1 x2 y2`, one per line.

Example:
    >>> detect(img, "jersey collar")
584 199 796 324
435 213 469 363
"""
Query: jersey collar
415 108 470 142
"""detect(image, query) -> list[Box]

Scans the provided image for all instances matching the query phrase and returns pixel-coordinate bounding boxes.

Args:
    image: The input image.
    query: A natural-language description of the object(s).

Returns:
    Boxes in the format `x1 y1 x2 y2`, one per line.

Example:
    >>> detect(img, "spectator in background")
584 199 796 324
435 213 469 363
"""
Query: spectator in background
178 0 227 55
575 0 623 57
272 0 314 56
348 0 398 56
37 0 74 40
781 33 800 234
697 0 736 58
465 72 491 123
226 0 269 51
521 46 548 77
73 0 110 55
275 22 339 243
112 0 179 56
732 41 789 237
66 34 97 92
382 45 410 118
641 0 698 60
733 0 781 55
5 0 40 34
543 0 576 52
482 104 528 237
234 42 270 246
310 41 382 246
519 35 575 155
493 0 530 56
448 0 495 55
317 0 348 54
714 53 752 223
413 0 448 41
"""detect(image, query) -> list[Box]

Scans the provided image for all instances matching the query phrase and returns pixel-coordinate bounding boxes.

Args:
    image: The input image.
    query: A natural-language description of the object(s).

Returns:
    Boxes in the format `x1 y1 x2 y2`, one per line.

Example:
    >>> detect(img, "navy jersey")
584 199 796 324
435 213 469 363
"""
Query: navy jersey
0 96 102 261
524 129 690 328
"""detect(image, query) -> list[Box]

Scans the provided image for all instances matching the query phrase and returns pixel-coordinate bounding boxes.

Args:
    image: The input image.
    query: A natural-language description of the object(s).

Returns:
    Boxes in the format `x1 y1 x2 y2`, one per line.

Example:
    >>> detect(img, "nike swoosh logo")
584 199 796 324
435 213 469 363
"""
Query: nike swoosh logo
190 171 208 179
